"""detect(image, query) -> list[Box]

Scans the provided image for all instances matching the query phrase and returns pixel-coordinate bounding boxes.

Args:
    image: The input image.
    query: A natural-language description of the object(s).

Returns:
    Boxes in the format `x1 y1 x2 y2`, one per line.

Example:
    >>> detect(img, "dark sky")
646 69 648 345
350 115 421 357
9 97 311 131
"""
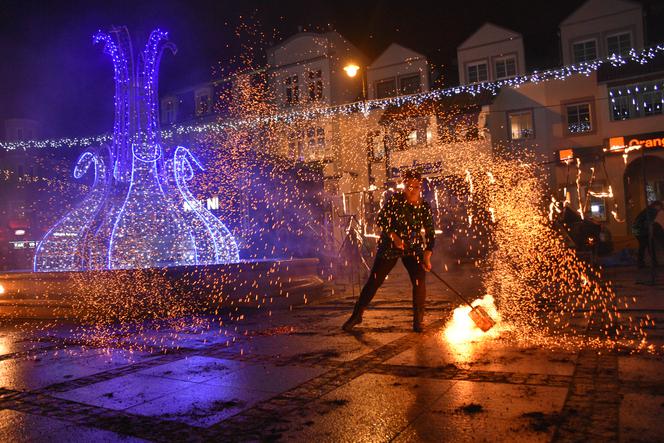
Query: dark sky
2 0 664 138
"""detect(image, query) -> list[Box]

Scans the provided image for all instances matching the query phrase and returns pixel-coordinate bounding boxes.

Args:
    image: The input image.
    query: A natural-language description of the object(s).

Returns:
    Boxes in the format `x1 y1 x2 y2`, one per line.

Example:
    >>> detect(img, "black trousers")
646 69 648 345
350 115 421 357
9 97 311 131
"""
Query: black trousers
637 234 658 267
352 254 426 324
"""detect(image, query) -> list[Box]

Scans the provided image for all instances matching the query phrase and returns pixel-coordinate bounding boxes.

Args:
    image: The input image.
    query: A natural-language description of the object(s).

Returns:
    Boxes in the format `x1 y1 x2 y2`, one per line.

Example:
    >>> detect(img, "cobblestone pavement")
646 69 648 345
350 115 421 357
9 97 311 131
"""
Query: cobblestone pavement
0 262 663 442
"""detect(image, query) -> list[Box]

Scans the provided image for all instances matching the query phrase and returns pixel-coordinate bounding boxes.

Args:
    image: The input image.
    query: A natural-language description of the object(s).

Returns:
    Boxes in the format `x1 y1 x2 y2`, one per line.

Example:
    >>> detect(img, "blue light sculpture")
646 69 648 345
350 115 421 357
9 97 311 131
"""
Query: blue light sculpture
34 27 239 271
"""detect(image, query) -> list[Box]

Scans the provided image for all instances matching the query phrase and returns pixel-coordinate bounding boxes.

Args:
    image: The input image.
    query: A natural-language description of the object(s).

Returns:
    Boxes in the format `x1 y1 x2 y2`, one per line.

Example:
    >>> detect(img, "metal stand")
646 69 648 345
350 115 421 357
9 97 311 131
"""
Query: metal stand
337 215 372 296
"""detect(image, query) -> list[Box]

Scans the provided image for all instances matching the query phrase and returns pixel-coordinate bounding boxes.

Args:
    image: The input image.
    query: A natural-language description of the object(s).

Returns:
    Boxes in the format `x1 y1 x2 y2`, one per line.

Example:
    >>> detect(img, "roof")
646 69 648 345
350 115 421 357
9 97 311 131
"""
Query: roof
560 0 641 26
369 43 426 69
457 22 522 51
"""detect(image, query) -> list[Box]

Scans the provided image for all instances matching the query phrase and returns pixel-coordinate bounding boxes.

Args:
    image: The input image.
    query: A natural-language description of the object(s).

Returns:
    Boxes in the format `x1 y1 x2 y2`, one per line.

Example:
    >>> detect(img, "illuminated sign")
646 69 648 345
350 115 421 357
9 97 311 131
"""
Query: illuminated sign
607 132 664 152
558 149 574 161
627 135 664 148
10 240 37 249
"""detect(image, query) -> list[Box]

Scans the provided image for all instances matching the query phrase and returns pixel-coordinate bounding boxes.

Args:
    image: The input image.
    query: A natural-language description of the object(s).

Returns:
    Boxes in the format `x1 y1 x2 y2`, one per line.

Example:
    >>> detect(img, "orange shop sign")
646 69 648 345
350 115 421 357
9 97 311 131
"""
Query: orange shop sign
608 133 664 151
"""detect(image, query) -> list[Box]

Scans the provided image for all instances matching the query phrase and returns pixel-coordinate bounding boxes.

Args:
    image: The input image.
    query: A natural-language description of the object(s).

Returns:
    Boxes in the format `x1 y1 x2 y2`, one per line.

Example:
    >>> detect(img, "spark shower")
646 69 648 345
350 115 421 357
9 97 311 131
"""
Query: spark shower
34 27 239 272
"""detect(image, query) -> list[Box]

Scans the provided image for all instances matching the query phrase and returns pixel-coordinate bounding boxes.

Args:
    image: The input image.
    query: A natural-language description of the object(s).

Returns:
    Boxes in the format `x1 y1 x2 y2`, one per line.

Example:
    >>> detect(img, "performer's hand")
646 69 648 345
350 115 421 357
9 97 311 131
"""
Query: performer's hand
422 251 432 272
390 233 405 250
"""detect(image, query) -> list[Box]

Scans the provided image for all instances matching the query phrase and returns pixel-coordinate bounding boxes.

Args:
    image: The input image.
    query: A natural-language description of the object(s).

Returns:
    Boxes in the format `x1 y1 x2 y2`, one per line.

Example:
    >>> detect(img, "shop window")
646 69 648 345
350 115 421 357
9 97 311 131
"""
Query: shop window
467 61 488 83
566 102 592 134
587 195 607 221
400 74 421 95
376 78 397 99
495 56 517 80
607 32 631 57
572 39 597 63
508 111 534 139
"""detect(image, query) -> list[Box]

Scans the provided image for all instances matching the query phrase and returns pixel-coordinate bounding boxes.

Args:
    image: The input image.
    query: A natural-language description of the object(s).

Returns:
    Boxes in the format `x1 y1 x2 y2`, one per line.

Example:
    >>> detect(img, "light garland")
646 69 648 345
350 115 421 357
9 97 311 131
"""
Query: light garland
3 44 664 152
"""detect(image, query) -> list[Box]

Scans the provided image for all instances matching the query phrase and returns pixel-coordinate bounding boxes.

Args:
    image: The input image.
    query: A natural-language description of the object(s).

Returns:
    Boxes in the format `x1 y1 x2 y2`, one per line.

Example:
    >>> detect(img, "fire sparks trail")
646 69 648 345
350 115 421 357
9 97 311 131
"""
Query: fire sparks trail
0 17 658 358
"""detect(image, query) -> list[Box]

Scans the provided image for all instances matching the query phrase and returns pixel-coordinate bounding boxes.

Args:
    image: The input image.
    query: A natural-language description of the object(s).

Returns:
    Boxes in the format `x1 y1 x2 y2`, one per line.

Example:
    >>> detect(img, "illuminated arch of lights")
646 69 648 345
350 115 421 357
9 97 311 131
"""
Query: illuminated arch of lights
33 27 239 272
2 44 664 152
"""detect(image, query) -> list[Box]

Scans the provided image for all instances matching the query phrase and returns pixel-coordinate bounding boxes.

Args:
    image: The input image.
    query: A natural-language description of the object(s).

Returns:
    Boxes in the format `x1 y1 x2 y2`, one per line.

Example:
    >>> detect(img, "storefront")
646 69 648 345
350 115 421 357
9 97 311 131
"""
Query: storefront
555 131 664 243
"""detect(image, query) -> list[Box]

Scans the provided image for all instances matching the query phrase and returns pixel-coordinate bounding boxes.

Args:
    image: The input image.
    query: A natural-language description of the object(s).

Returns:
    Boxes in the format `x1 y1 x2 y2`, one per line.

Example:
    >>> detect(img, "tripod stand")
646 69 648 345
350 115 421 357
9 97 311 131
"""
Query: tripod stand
337 214 372 297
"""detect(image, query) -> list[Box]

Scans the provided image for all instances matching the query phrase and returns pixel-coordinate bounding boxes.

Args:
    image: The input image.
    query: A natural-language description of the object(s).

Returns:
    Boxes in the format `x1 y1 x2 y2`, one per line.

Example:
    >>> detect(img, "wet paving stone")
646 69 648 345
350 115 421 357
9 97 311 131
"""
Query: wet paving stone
0 264 662 441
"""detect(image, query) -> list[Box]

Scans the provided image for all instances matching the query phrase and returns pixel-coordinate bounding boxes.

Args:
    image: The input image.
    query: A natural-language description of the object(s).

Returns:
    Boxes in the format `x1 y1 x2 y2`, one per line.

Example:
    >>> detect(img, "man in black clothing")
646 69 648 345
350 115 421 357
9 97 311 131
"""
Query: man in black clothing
633 201 663 268
342 169 435 333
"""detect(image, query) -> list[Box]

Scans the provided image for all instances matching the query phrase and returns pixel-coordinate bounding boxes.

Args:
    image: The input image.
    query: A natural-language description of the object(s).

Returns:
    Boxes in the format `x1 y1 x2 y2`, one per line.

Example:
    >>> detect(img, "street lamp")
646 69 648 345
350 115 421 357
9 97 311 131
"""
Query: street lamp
343 63 366 100
343 64 359 78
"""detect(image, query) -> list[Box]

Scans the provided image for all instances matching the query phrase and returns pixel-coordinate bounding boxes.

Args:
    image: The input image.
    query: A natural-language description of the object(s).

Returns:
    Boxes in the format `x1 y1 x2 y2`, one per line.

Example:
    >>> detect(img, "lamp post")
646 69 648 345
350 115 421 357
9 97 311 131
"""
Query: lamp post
343 63 375 233
343 63 372 185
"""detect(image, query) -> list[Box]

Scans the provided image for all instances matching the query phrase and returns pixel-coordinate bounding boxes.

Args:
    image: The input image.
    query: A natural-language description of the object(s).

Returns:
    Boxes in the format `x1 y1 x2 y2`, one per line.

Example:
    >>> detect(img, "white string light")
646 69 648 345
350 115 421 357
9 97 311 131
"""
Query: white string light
3 44 664 152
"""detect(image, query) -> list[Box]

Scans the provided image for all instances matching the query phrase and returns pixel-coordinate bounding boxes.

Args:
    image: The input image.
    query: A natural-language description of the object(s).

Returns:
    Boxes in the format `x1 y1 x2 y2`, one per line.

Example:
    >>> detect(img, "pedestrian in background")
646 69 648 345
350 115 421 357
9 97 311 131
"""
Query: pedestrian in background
652 200 664 252
633 201 663 268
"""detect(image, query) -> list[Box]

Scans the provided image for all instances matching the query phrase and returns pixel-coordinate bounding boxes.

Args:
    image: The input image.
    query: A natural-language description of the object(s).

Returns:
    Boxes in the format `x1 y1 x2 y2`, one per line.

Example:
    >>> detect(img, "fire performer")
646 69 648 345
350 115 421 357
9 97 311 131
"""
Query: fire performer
343 169 435 333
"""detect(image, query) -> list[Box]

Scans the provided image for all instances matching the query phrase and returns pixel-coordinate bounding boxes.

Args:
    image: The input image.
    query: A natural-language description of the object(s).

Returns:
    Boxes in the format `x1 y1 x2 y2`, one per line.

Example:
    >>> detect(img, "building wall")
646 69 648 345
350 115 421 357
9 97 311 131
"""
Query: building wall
267 31 366 108
4 119 40 142
366 44 430 99
488 70 664 240
457 24 526 85
560 1 644 65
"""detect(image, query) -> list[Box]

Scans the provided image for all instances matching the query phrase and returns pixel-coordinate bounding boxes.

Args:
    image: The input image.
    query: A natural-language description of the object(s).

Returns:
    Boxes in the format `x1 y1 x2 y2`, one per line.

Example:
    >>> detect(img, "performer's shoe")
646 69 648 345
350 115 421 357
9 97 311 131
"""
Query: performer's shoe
342 314 363 332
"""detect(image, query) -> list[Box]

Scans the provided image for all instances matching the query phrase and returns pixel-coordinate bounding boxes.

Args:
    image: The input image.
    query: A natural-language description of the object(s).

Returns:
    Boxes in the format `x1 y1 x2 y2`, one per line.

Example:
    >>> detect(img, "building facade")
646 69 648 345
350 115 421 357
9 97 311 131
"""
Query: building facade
475 0 663 244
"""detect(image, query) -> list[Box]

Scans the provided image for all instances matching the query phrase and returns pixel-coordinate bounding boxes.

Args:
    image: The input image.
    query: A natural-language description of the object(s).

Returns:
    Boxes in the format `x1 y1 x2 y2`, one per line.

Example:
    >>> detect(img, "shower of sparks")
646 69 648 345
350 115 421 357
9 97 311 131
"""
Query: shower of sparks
1 17 659 357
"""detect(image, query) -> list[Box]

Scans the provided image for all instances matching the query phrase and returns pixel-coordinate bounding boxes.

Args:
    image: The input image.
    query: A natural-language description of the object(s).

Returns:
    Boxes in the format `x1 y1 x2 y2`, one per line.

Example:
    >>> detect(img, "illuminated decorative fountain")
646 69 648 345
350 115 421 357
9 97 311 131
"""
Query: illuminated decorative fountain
34 26 239 272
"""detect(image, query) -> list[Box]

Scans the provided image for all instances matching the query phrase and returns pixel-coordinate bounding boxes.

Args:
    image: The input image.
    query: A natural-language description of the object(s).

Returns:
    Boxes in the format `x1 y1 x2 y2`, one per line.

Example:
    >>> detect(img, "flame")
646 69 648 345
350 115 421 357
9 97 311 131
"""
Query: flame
0 284 4 295
444 294 503 345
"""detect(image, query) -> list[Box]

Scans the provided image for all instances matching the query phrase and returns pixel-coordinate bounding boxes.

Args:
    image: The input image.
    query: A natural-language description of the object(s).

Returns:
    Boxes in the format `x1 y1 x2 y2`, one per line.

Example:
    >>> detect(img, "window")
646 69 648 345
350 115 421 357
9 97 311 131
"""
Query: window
508 111 534 139
367 130 384 160
196 95 209 116
607 32 631 57
495 57 517 80
285 75 299 105
609 80 664 120
290 127 325 161
587 188 607 221
642 88 664 117
572 39 597 63
566 103 592 134
400 74 421 95
307 69 323 101
288 130 304 160
376 78 397 99
306 127 326 160
467 61 488 83
406 130 418 146
402 118 428 147
610 93 631 120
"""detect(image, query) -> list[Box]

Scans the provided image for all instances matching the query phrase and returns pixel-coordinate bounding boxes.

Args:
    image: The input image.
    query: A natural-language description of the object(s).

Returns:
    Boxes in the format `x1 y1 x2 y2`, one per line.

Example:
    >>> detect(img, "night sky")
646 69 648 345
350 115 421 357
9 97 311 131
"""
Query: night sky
2 0 664 138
